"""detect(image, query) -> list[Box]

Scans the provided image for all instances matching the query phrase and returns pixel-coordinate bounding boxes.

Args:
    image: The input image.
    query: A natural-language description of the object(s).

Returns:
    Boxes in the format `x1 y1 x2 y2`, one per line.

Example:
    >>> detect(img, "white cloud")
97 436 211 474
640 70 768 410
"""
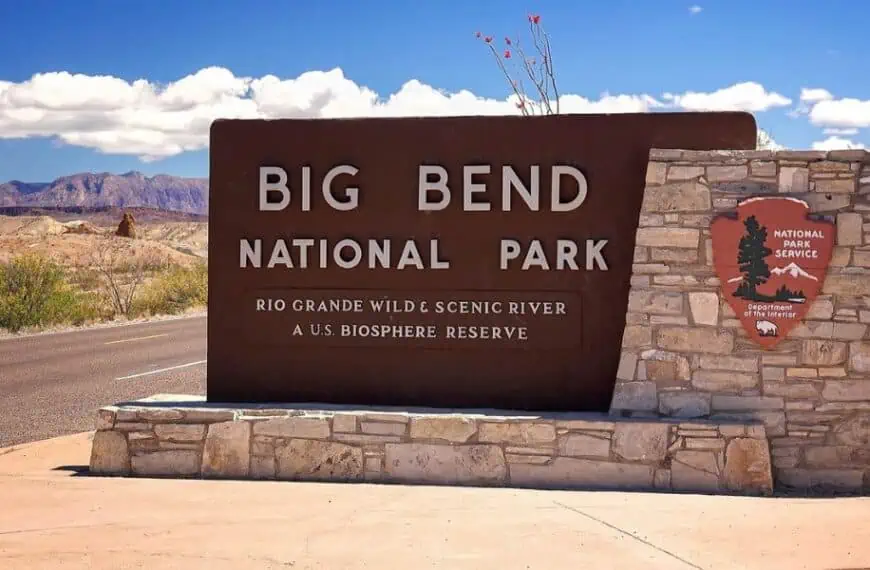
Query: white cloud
809 97 870 128
0 67 799 160
689 5 703 14
662 82 791 112
800 88 833 103
823 127 859 136
811 136 866 151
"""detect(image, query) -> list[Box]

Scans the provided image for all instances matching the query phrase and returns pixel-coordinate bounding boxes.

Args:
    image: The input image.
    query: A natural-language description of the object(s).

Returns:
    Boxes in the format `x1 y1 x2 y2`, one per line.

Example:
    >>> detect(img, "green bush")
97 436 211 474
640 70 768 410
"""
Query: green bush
133 262 208 317
0 254 104 332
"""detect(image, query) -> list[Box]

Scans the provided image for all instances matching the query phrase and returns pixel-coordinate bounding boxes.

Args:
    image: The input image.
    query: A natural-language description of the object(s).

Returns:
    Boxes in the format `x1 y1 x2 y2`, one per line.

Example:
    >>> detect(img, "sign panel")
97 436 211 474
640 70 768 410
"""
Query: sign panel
208 113 756 411
711 196 834 349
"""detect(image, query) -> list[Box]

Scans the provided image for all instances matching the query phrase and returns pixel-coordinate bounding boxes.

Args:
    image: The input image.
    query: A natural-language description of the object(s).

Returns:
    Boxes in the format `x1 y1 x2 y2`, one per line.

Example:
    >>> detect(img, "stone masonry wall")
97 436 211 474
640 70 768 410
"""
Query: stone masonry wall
90 395 772 495
612 148 870 492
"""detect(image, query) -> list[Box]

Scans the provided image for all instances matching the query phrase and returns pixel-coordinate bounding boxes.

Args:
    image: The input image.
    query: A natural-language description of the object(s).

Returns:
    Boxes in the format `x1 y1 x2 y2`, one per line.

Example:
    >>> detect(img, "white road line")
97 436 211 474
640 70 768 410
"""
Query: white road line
116 360 207 380
104 333 168 345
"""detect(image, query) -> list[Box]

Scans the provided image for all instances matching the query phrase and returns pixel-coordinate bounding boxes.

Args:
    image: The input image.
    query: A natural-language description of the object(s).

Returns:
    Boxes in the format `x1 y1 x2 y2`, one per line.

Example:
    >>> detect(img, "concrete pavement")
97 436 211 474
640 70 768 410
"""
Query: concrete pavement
0 316 206 447
1 432 869 570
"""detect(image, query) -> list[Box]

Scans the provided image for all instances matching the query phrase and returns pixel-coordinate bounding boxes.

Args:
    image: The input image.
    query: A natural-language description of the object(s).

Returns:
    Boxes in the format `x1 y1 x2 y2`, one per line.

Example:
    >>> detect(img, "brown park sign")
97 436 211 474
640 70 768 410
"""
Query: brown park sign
208 113 756 411
711 197 834 349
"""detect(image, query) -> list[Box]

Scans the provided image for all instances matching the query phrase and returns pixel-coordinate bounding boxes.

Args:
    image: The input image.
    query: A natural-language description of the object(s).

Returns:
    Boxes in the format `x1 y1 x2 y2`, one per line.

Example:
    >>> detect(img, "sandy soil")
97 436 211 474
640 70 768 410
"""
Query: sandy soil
0 214 208 266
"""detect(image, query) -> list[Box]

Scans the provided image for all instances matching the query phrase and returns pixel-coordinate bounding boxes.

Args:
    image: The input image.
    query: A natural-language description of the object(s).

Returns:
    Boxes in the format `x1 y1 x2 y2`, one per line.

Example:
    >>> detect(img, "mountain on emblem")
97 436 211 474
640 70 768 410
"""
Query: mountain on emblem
710 196 834 349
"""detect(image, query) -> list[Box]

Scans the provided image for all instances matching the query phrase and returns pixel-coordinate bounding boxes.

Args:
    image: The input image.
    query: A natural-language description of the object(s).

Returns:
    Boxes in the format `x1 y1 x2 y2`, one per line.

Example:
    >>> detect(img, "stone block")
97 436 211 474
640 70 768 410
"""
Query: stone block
89 430 130 475
825 274 870 296
478 422 555 446
723 438 772 493
332 433 403 445
136 408 185 422
850 342 870 372
154 424 207 442
688 292 719 326
837 213 864 246
712 395 784 411
622 325 652 348
131 450 200 476
814 178 856 194
253 417 330 439
763 382 820 399
409 416 476 443
95 407 117 431
558 433 610 458
636 227 700 248
612 422 668 462
506 454 550 465
616 352 638 381
384 443 506 485
627 290 683 315
832 323 867 340
276 440 363 481
786 367 818 378
779 166 809 193
332 413 357 433
360 421 406 436
831 247 852 267
659 392 711 418
762 367 785 381
610 382 658 411
822 381 870 401
692 371 757 392
750 160 776 177
712 412 785 437
650 248 699 263
671 450 721 492
700 355 758 372
777 468 864 490
509 458 654 490
810 160 852 173
250 456 276 479
654 469 672 489
801 339 847 366
202 421 250 478
641 180 711 212
657 327 734 354
790 321 835 339
707 165 748 182
833 414 870 446
645 161 667 185
667 166 704 180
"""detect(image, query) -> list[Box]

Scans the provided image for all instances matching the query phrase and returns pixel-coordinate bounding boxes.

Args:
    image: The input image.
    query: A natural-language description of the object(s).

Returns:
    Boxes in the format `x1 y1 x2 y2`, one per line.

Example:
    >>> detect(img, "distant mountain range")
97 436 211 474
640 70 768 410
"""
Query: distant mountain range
0 172 208 216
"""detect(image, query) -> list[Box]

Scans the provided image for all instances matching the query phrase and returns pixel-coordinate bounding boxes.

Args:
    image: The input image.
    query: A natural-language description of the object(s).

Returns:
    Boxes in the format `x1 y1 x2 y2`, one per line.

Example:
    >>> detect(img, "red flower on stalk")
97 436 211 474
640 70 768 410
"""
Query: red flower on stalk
504 49 511 58
505 37 512 45
475 31 481 38
528 13 541 24
484 35 493 43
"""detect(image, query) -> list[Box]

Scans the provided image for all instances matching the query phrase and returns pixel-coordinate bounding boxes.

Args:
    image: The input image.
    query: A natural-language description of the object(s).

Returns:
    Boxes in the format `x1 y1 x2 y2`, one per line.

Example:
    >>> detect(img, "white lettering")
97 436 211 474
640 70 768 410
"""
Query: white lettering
463 164 491 211
502 165 540 211
418 165 450 211
259 166 290 211
322 165 359 211
550 165 588 212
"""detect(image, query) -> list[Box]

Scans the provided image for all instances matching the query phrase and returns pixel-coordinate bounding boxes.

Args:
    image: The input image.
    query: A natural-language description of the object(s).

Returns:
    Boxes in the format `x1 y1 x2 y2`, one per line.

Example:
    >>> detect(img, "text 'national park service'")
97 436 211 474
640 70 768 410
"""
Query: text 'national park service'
239 164 609 271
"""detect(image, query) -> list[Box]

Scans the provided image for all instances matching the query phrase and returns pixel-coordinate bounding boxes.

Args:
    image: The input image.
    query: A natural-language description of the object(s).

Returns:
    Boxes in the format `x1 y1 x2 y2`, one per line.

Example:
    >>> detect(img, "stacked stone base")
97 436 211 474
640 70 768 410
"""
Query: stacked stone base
89 395 773 495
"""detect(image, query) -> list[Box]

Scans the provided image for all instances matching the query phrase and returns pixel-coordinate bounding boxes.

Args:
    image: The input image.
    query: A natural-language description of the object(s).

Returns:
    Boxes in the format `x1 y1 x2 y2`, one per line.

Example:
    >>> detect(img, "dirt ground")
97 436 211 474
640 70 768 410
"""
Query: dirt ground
0 213 207 266
1 432 869 570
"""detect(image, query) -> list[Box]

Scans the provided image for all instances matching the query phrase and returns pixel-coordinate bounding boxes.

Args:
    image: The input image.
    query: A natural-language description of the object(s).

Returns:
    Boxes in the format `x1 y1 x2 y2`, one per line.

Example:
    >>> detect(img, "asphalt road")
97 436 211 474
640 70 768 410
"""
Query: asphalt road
0 316 206 448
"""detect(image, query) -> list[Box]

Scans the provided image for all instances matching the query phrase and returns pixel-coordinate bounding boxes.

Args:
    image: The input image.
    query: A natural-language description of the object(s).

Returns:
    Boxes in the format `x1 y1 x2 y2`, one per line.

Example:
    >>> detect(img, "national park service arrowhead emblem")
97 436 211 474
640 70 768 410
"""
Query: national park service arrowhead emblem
710 196 834 349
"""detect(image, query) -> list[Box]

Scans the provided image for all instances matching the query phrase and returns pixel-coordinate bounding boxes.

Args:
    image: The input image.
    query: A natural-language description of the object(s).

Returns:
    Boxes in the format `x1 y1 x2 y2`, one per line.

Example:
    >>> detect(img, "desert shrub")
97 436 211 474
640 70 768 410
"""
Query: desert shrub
0 254 104 332
133 262 208 317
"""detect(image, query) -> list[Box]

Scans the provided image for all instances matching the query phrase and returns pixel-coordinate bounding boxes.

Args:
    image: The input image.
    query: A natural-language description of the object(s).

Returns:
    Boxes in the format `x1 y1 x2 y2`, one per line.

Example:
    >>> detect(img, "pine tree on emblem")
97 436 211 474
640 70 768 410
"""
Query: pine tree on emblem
734 215 772 301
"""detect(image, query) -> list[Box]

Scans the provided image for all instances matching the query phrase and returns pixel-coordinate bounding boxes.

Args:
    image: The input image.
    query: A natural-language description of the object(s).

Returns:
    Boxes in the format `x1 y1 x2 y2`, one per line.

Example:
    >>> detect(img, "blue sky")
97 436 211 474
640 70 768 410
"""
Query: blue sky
0 0 867 182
